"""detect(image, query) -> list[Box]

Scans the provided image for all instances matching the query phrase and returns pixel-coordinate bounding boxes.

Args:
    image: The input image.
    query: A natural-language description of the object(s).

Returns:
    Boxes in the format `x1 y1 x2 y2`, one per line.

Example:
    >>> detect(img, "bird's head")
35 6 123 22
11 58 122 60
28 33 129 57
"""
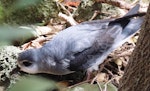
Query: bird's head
17 48 66 75
17 49 41 74
17 48 56 74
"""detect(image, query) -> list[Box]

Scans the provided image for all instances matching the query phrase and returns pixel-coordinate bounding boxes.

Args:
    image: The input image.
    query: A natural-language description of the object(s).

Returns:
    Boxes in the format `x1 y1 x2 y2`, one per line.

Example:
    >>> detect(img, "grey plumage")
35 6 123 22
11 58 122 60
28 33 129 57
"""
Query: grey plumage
18 4 145 75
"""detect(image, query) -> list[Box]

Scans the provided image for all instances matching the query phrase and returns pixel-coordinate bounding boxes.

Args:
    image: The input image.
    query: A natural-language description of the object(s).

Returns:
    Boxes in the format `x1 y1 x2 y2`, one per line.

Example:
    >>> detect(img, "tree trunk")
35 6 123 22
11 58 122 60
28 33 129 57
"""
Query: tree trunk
119 3 150 91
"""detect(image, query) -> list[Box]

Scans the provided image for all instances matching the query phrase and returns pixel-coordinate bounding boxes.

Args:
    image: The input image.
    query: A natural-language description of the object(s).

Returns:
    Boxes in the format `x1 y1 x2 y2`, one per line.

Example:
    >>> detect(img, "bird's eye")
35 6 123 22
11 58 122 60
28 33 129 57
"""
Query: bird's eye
22 61 33 67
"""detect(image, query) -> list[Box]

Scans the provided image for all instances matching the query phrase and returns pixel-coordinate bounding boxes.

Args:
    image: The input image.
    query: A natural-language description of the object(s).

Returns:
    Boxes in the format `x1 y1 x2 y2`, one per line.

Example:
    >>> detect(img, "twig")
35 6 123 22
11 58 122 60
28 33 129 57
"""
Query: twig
21 36 46 50
57 2 71 15
97 81 103 91
117 48 134 57
34 26 56 36
58 12 78 25
91 75 98 84
89 10 100 21
96 0 132 10
104 78 115 91
104 67 114 77
98 60 108 73
57 2 78 25
21 42 32 50
68 80 91 88
118 65 124 75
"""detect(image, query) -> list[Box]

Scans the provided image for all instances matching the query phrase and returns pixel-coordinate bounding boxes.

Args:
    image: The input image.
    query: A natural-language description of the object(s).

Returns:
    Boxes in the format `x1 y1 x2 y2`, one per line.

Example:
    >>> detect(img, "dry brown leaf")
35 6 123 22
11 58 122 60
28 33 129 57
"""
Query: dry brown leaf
62 0 81 7
57 81 70 87
114 57 123 66
35 26 56 36
95 73 108 82
21 36 46 50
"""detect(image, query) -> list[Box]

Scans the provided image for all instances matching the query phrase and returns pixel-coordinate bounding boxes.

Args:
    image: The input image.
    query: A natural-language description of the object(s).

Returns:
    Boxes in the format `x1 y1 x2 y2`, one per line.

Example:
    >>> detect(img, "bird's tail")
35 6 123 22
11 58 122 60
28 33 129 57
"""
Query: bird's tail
112 14 145 49
119 3 144 39
121 15 144 39
124 4 140 16
111 3 146 48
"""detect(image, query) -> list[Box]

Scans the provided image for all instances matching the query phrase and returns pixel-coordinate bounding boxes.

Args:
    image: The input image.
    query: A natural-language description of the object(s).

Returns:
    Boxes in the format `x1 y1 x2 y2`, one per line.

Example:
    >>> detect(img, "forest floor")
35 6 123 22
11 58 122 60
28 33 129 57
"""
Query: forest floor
0 0 149 91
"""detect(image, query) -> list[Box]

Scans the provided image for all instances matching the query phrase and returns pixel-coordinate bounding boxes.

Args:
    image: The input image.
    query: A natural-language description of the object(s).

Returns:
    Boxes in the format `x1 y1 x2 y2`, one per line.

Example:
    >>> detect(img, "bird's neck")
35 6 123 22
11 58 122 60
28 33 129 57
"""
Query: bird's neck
39 46 66 61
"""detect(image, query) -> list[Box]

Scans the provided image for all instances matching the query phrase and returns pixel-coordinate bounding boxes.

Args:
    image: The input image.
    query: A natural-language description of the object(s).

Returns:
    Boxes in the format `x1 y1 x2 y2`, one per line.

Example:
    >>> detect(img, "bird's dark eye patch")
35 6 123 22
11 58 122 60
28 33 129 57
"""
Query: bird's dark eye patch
22 61 32 67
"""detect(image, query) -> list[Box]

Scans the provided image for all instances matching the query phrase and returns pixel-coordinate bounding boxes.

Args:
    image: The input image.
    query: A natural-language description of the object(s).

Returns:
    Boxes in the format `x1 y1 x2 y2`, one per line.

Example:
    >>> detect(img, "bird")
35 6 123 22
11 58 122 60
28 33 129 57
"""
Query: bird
17 4 145 76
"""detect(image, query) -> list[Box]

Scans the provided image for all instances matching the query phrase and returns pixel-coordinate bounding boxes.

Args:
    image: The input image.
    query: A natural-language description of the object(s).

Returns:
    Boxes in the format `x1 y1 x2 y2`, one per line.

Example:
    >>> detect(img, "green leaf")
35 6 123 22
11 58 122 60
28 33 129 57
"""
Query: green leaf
8 75 59 91
15 0 41 8
66 82 117 91
0 26 37 45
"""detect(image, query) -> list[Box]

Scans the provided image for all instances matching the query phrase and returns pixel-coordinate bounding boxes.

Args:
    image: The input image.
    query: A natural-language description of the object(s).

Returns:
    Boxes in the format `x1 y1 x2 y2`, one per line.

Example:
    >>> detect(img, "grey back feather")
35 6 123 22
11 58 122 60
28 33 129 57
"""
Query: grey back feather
42 4 145 71
68 7 145 71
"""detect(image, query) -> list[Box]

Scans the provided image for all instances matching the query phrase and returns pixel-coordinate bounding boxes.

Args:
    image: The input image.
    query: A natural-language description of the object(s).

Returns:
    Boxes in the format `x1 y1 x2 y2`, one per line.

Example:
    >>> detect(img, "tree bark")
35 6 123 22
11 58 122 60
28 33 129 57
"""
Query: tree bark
119 3 150 91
